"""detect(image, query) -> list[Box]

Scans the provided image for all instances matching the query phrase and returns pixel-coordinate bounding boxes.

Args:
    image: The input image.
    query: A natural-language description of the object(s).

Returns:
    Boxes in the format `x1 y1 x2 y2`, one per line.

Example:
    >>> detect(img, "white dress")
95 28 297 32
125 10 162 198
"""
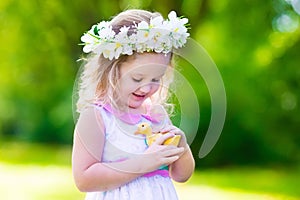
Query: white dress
85 105 179 200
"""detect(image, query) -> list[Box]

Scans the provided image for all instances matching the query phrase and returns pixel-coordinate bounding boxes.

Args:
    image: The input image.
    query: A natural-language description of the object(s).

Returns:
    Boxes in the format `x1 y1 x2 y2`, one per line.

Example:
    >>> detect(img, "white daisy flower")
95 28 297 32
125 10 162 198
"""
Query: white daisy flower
81 33 99 53
80 11 190 60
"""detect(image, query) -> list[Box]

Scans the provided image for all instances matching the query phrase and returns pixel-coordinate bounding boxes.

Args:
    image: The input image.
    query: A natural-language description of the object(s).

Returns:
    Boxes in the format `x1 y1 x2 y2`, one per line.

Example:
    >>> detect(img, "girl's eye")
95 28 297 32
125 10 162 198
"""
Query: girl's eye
152 78 160 83
132 78 142 82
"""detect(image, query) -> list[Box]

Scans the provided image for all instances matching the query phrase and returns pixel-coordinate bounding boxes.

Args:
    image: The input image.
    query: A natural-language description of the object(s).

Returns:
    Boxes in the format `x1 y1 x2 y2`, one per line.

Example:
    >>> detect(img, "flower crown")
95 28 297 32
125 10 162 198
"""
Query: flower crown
80 11 190 60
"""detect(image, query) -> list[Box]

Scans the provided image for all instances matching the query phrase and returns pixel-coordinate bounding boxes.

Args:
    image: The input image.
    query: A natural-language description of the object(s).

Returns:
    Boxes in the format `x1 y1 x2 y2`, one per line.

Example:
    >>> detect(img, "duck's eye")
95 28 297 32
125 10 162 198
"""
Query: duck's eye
142 124 145 127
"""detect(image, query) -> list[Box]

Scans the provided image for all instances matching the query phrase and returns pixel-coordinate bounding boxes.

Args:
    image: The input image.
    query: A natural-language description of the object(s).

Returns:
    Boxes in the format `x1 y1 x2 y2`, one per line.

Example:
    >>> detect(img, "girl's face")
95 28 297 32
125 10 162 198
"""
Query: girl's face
117 53 171 110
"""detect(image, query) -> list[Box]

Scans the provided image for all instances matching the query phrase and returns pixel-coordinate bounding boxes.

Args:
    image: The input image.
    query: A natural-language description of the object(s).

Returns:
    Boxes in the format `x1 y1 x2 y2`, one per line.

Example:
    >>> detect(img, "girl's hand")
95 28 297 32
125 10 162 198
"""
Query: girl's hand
159 125 188 150
102 133 184 175
140 132 185 173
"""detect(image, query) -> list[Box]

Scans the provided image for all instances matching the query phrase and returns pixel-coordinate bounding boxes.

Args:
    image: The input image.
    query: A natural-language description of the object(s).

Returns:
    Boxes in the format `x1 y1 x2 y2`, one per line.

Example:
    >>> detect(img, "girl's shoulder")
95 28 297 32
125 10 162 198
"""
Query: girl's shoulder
76 104 105 128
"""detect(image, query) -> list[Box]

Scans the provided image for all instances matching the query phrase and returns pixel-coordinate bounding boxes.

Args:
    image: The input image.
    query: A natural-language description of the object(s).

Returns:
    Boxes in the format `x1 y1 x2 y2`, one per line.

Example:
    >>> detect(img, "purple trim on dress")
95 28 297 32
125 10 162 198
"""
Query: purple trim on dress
96 103 161 125
143 169 170 178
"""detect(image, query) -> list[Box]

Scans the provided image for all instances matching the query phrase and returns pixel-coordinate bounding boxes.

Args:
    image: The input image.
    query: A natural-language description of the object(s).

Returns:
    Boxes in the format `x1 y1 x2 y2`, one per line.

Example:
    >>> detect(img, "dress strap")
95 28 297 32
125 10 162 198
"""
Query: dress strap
93 104 112 128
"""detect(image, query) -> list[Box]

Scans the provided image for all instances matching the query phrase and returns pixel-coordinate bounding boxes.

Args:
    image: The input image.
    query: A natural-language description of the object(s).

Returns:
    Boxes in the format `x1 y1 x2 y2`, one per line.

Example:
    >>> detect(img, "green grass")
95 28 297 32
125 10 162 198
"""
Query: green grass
1 142 299 200
182 167 300 200
0 142 84 200
0 163 85 200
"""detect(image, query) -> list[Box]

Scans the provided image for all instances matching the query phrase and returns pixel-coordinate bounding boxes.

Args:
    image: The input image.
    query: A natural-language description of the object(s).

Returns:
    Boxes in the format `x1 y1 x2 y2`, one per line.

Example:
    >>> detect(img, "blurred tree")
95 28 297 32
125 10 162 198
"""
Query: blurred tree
192 0 300 167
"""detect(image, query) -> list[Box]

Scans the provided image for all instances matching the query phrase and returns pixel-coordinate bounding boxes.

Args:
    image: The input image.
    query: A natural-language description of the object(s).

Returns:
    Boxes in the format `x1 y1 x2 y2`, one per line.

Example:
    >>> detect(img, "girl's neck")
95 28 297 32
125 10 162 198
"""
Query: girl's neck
109 101 148 116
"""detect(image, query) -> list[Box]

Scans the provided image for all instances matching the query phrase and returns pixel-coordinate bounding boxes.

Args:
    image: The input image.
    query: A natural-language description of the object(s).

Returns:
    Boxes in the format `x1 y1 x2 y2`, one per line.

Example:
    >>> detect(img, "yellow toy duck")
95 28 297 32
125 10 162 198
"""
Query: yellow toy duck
135 122 181 146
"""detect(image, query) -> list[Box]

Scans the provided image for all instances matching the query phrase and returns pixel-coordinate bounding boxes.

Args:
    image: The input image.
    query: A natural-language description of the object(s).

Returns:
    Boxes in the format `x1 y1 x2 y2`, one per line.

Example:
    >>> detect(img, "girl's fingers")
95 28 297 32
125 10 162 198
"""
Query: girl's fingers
154 132 175 145
162 147 184 157
144 145 184 169
159 125 176 133
159 126 184 136
164 155 180 165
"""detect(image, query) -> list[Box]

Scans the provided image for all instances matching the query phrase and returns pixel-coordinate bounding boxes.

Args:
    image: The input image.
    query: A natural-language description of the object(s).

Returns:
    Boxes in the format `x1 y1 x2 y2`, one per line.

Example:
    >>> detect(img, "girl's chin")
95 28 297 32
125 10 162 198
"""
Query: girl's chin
128 102 143 109
127 95 147 108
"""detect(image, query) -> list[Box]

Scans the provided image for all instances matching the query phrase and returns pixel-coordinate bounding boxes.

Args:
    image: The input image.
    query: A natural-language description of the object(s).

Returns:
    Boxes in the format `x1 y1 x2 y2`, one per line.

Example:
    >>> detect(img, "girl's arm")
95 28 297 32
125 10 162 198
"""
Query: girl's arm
72 107 184 192
72 132 143 192
169 144 195 182
72 131 184 192
159 125 195 182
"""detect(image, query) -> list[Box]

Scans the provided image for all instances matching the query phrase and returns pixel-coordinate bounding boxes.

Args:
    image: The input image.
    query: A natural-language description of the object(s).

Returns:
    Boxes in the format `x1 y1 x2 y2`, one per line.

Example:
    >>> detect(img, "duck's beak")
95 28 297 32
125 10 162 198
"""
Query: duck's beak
134 130 140 135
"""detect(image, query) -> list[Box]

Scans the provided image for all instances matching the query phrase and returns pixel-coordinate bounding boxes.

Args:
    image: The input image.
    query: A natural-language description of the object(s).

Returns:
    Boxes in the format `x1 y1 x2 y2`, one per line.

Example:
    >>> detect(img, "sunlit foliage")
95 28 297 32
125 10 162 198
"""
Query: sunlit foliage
0 0 299 167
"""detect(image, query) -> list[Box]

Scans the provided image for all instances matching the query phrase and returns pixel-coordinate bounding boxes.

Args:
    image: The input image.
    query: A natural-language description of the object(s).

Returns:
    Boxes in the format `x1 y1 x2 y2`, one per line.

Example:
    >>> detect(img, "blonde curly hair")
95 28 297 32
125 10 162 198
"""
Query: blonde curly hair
76 9 175 113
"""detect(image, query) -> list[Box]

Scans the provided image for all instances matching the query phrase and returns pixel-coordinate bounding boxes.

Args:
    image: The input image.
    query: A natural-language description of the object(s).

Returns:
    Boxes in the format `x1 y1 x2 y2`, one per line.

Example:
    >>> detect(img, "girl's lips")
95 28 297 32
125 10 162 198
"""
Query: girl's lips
132 93 146 100
133 93 146 97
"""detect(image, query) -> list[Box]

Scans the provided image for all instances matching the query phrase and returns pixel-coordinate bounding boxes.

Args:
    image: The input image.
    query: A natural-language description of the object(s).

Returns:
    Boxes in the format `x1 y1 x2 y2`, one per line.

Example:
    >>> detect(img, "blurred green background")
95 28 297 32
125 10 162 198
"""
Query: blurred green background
1 0 300 199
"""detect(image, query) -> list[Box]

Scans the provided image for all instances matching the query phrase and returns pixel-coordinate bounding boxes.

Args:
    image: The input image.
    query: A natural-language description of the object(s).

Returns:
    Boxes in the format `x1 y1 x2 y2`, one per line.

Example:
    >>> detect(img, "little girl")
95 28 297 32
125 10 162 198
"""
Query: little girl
72 9 195 200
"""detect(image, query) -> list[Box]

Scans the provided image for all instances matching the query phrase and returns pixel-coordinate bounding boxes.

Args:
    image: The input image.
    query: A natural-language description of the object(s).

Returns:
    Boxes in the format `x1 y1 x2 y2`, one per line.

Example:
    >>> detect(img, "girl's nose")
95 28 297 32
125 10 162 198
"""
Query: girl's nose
139 84 152 93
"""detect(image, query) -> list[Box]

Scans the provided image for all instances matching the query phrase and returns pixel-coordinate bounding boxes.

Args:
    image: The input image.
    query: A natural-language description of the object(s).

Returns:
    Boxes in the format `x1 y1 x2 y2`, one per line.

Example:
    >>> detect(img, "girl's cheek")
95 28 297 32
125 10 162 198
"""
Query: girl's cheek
150 84 160 94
